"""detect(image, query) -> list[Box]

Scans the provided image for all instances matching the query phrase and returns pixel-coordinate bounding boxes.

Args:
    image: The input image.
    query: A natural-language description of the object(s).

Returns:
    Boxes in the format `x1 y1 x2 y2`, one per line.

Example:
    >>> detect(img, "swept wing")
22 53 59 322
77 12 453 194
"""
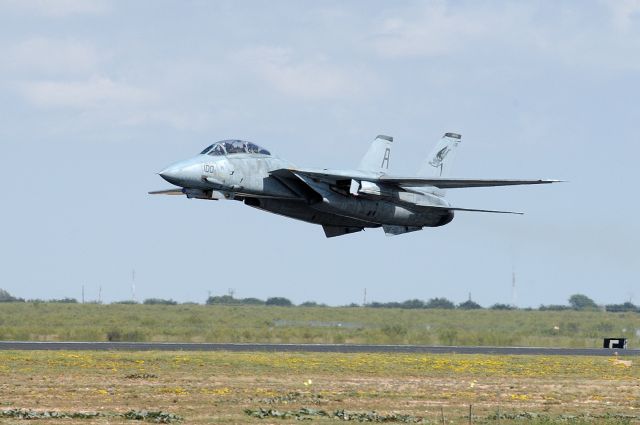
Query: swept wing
271 168 560 189
381 177 561 189
270 168 555 215
414 204 522 215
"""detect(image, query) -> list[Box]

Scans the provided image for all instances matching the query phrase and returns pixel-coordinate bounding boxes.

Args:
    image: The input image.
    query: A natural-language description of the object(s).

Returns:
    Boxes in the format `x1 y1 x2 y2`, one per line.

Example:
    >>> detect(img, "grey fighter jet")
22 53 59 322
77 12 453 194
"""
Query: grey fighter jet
151 134 558 237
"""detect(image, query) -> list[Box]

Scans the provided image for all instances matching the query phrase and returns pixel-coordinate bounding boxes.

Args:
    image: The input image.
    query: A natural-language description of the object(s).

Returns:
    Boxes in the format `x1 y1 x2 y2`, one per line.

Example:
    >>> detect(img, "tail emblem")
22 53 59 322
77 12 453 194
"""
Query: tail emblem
429 146 451 168
380 148 391 169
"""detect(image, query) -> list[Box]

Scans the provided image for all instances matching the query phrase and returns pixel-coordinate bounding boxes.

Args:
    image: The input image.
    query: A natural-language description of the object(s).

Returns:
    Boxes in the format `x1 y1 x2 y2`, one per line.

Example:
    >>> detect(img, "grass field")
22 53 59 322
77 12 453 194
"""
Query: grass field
0 351 638 424
0 303 639 348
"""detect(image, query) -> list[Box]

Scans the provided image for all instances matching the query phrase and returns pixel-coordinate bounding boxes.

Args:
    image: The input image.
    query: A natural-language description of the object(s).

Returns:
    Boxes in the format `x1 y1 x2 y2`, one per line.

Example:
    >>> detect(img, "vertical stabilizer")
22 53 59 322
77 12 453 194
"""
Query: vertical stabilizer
418 132 461 177
358 135 393 174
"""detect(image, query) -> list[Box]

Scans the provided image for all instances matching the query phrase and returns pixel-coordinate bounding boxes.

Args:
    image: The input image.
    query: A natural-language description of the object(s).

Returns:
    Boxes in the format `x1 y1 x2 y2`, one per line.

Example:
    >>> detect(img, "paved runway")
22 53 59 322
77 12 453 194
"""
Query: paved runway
0 341 638 356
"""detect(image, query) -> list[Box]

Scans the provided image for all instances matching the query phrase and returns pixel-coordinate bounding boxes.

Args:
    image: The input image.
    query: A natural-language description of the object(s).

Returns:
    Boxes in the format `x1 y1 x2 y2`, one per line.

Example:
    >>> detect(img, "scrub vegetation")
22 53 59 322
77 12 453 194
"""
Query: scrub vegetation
0 351 637 424
0 302 638 347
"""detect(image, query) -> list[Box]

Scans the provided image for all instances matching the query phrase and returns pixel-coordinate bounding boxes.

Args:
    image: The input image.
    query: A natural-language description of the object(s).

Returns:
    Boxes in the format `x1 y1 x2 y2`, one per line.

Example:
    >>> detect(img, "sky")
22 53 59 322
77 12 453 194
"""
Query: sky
0 0 638 307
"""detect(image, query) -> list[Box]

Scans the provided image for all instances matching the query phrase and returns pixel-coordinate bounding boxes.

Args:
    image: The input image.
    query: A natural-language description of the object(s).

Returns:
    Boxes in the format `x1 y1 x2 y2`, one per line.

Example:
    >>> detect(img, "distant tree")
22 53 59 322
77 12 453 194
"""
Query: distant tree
568 294 598 311
425 297 455 309
49 298 78 303
0 288 12 301
457 300 482 310
300 301 327 307
401 299 426 309
538 304 571 311
143 298 178 305
489 303 516 310
240 297 265 306
0 288 22 302
206 295 265 305
206 295 238 305
365 301 401 308
265 297 293 307
605 302 639 313
367 299 471 309
112 300 139 305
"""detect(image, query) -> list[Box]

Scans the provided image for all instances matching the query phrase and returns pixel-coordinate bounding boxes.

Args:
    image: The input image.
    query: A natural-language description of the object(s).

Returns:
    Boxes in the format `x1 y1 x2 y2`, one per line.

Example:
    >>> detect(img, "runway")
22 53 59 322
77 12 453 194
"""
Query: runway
0 341 638 356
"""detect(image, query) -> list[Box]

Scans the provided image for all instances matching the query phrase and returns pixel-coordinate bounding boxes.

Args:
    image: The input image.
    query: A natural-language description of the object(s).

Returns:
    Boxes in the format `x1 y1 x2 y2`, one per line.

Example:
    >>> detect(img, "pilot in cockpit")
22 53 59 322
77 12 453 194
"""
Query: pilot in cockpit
201 140 271 156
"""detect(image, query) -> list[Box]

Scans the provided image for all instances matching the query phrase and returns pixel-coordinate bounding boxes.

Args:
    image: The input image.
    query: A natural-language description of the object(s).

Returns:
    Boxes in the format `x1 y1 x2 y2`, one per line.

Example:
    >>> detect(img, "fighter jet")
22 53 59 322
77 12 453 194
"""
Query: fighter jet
151 134 559 237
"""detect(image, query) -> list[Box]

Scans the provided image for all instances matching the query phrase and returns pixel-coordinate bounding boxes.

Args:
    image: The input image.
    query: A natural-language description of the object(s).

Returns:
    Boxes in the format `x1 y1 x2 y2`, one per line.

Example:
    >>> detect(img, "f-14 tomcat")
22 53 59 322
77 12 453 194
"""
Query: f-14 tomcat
151 133 559 237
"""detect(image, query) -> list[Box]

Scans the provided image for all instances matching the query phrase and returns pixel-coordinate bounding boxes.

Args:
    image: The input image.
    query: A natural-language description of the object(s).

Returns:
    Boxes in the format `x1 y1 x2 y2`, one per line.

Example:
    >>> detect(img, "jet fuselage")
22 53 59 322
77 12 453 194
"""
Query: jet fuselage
159 151 452 231
152 136 557 237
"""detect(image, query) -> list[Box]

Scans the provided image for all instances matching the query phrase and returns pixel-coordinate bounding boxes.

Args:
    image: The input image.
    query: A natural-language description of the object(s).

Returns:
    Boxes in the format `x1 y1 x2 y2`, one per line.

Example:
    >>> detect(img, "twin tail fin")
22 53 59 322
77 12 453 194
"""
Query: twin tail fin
418 132 461 177
358 134 393 174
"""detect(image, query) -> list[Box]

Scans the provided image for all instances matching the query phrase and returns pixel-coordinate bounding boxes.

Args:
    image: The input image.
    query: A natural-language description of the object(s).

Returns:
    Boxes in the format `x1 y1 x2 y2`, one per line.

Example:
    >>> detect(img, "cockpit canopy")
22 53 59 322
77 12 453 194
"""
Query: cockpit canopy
199 140 271 156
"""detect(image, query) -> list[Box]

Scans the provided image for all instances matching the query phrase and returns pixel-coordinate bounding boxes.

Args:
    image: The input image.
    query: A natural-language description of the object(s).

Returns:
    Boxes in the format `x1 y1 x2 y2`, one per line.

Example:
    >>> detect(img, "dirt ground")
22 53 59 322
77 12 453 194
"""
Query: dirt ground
0 351 638 424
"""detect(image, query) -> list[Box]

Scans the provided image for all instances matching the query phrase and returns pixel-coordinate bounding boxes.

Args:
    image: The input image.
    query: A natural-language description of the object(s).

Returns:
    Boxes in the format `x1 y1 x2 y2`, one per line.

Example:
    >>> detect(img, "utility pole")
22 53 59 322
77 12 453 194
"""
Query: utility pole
363 288 367 306
511 269 517 307
131 269 136 302
82 285 85 304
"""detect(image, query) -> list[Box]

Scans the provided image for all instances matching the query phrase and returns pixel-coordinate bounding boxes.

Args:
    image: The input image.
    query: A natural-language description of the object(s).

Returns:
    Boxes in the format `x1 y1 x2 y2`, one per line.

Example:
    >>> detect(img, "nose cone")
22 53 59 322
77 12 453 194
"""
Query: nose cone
158 157 205 188
159 165 185 186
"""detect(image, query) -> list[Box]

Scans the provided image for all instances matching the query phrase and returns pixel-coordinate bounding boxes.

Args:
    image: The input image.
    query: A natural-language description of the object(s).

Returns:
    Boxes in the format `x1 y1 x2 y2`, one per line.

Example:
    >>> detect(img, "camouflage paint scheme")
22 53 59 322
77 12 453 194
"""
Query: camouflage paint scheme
152 134 558 237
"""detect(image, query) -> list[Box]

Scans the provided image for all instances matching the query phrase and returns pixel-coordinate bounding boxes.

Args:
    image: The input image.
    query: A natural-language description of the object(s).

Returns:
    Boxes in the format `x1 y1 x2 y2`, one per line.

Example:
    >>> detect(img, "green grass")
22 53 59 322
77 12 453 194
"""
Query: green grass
0 303 638 347
1 351 638 424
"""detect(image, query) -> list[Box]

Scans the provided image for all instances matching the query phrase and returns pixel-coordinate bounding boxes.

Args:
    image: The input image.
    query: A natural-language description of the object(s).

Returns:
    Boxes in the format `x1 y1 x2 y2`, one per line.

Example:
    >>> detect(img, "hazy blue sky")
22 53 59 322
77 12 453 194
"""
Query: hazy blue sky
1 0 638 306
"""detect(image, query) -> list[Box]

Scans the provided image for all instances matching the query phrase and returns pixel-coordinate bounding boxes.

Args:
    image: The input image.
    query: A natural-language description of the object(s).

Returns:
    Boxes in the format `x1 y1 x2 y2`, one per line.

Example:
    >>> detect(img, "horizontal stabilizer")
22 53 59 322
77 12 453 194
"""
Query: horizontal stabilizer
448 206 522 214
381 177 562 189
323 225 364 238
417 204 523 215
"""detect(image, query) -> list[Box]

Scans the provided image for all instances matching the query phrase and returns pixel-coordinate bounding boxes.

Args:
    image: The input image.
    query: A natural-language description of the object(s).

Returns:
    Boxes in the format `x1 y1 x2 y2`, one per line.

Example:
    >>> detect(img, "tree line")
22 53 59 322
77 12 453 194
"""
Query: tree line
0 288 638 312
